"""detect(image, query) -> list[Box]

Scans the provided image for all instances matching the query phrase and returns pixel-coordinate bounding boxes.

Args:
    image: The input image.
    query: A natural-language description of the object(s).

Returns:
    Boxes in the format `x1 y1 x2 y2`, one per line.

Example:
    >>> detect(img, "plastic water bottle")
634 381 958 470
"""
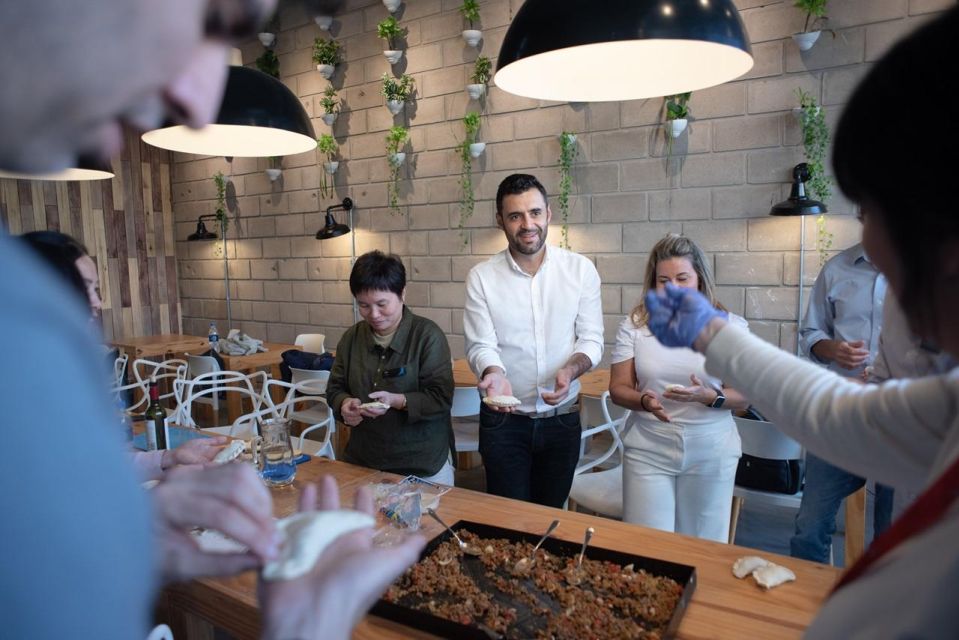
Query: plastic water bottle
208 322 220 353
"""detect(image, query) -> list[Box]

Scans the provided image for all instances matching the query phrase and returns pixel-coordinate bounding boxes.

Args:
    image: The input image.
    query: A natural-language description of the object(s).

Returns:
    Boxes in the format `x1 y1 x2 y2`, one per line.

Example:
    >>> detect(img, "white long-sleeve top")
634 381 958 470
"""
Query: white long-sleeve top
706 323 959 638
464 246 604 413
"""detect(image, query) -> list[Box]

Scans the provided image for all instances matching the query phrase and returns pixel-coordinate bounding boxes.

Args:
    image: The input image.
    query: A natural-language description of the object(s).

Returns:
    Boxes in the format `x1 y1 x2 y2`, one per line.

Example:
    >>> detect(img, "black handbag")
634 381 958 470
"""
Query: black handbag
736 455 804 495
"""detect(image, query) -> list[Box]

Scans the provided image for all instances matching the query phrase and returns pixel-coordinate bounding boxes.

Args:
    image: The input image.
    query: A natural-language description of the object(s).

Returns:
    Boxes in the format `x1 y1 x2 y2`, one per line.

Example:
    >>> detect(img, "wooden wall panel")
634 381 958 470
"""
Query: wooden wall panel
0 130 182 342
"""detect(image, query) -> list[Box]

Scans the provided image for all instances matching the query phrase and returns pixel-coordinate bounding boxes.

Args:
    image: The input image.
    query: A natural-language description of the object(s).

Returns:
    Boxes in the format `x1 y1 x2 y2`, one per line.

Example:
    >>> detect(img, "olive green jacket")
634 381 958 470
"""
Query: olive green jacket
327 307 455 476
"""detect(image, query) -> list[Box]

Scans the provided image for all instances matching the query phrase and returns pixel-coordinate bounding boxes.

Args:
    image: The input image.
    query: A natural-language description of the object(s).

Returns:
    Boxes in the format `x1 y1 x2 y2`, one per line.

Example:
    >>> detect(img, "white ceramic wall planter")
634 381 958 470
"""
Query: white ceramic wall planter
386 99 405 115
793 31 821 51
314 15 333 30
316 64 335 79
383 50 403 64
266 168 282 181
258 32 275 48
383 0 401 13
324 161 339 175
469 142 486 159
462 29 482 47
389 152 406 167
466 84 485 100
321 112 337 126
668 118 688 138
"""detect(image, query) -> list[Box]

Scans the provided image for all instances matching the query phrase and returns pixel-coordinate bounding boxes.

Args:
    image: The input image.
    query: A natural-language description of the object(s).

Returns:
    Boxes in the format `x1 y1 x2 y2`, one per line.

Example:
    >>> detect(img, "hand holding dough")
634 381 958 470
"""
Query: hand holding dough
262 510 376 581
359 401 390 411
213 439 246 464
483 395 521 408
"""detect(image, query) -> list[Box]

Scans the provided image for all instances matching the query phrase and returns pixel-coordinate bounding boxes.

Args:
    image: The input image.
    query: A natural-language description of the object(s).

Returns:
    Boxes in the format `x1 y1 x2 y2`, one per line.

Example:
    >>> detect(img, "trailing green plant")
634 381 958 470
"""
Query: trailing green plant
461 0 481 29
558 132 578 250
381 73 415 102
254 49 279 78
213 171 228 233
471 55 492 85
385 126 409 214
312 37 341 66
317 134 338 198
664 92 691 121
796 88 833 265
794 0 828 32
457 112 482 243
377 16 405 50
320 85 339 115
268 156 281 169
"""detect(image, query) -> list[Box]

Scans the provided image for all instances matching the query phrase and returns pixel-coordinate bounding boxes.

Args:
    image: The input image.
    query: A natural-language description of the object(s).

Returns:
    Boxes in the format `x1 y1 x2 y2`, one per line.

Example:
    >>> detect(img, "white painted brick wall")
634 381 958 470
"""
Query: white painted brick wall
171 2 941 357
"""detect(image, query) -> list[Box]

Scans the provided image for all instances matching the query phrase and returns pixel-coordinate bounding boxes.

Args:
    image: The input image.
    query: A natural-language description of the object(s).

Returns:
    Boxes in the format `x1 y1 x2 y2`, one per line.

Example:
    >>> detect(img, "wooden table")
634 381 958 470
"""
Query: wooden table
160 459 839 639
452 358 610 398
220 342 300 422
112 333 209 361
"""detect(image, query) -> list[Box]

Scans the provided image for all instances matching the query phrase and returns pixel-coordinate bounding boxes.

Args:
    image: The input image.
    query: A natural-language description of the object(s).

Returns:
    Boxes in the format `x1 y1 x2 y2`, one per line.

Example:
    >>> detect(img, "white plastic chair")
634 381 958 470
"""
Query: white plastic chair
568 391 629 519
186 353 222 411
728 416 804 543
113 352 129 387
451 386 481 457
239 378 336 459
578 392 627 469
172 370 267 437
290 367 331 390
295 333 326 354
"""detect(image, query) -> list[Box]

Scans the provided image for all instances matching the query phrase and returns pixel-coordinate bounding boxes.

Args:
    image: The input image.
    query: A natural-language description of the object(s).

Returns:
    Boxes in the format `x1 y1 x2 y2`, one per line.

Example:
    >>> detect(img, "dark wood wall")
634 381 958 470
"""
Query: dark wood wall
0 130 181 341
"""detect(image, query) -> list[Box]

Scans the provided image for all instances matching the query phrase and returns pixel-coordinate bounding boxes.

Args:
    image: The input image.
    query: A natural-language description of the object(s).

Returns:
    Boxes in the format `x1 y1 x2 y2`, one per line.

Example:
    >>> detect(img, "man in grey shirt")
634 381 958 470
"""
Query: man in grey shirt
792 241 892 563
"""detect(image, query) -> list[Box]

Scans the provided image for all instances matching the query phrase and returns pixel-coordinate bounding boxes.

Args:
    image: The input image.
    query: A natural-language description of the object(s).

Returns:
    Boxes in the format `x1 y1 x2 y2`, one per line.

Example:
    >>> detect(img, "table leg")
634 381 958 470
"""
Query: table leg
845 486 866 566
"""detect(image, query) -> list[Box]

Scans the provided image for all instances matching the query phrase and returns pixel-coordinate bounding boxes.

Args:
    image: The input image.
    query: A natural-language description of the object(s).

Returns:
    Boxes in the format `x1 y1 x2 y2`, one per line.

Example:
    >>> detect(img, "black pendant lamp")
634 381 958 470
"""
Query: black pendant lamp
0 155 114 181
495 0 753 102
769 163 827 217
316 198 353 240
142 66 316 157
187 215 219 241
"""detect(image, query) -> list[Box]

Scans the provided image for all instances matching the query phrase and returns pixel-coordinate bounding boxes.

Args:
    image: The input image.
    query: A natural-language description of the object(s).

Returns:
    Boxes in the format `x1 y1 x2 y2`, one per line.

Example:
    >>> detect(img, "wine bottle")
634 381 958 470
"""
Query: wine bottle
145 379 167 451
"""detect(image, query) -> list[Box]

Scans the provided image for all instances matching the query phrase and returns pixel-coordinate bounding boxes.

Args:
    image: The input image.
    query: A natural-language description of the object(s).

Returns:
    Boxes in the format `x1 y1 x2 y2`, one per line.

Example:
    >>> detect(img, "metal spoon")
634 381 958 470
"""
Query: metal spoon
426 508 482 556
577 526 594 568
513 519 560 573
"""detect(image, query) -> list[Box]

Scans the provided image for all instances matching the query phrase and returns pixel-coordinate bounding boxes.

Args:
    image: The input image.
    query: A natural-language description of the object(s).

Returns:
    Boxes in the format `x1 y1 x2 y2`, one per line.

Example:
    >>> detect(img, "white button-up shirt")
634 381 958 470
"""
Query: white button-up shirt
464 245 604 413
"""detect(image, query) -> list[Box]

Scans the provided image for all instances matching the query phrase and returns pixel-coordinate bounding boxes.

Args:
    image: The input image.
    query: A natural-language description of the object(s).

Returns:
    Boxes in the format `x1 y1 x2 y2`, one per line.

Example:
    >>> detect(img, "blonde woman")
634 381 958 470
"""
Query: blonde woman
609 234 750 542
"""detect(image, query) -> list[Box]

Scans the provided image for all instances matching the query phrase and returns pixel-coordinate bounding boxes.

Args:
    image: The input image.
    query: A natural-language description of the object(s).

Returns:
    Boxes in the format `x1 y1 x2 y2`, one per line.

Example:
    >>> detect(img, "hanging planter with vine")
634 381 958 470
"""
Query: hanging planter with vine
467 55 492 100
213 171 228 233
381 73 414 115
457 112 483 244
320 85 339 126
316 134 338 199
266 156 282 182
792 0 828 51
312 37 341 80
796 88 833 265
557 132 578 250
378 16 406 65
254 49 279 79
385 126 409 215
461 0 482 47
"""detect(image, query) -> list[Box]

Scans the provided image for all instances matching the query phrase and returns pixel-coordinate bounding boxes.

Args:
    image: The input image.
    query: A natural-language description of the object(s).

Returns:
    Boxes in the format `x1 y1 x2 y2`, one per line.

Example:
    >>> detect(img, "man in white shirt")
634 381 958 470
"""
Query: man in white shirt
464 173 604 507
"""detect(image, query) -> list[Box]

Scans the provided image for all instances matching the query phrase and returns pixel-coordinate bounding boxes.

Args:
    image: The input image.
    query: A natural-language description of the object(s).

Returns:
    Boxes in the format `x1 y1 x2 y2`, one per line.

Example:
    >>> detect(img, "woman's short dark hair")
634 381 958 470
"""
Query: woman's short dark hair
20 231 91 310
349 250 406 297
833 7 958 336
495 173 548 215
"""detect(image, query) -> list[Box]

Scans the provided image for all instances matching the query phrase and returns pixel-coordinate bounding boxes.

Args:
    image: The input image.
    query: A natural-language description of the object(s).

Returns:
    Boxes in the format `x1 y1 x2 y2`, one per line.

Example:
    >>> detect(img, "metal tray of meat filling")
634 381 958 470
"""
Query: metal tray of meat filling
372 520 697 639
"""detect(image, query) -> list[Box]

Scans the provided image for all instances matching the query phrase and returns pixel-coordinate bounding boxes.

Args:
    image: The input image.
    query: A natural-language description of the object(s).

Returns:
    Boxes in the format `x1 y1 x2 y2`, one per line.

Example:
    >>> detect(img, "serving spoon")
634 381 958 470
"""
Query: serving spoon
426 508 482 556
513 519 560 573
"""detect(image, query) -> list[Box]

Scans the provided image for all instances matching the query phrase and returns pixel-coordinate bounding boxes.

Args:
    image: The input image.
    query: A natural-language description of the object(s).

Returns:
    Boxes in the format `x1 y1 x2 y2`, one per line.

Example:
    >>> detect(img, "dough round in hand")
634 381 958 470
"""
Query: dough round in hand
664 384 686 393
359 401 390 411
483 395 521 407
213 439 246 464
262 509 376 581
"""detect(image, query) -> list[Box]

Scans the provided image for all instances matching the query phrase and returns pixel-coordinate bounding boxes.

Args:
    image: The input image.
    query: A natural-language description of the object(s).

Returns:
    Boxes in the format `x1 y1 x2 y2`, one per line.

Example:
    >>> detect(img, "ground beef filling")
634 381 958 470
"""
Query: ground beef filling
384 530 684 639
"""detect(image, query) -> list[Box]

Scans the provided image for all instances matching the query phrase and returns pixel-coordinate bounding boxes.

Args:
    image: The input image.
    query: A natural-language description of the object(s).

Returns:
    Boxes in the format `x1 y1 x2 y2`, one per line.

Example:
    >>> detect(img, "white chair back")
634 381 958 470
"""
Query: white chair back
113 353 129 387
567 392 629 519
187 353 221 376
734 417 803 460
574 391 628 476
295 333 326 353
451 386 480 417
246 378 336 458
172 370 267 436
290 367 331 392
451 386 481 455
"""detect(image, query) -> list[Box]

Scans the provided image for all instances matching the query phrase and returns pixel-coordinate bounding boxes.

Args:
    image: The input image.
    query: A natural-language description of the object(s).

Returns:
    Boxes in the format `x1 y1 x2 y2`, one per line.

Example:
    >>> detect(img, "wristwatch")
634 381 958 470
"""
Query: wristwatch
709 389 726 409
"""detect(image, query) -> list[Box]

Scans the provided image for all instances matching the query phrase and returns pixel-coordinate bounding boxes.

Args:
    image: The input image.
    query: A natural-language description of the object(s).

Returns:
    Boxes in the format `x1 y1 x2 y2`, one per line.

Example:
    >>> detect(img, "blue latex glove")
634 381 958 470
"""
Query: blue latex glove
644 283 727 348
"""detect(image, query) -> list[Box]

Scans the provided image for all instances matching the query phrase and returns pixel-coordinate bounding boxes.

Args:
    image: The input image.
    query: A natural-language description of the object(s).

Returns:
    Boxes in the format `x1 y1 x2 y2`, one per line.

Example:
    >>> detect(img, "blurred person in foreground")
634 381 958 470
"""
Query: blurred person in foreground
0 1 422 639
642 8 959 636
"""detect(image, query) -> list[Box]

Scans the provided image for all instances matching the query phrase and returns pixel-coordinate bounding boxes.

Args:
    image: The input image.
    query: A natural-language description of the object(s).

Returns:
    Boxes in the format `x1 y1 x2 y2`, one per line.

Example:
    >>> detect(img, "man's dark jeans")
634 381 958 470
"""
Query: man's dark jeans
478 403 582 508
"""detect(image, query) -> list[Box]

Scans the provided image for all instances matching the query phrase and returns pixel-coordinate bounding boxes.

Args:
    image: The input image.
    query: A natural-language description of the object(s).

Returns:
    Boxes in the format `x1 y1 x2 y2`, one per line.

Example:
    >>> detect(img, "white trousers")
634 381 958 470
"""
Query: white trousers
622 419 741 543
421 457 455 486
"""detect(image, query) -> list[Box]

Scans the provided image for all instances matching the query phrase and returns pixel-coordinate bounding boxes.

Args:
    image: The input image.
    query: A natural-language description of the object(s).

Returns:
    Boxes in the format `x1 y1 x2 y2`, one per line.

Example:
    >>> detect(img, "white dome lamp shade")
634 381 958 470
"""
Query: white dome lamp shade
494 0 754 103
142 66 316 157
0 155 114 181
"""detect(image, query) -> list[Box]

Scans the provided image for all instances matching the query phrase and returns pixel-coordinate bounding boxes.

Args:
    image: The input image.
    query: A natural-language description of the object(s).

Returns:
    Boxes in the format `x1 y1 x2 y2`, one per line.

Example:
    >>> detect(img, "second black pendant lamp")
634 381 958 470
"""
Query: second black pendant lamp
495 0 754 102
